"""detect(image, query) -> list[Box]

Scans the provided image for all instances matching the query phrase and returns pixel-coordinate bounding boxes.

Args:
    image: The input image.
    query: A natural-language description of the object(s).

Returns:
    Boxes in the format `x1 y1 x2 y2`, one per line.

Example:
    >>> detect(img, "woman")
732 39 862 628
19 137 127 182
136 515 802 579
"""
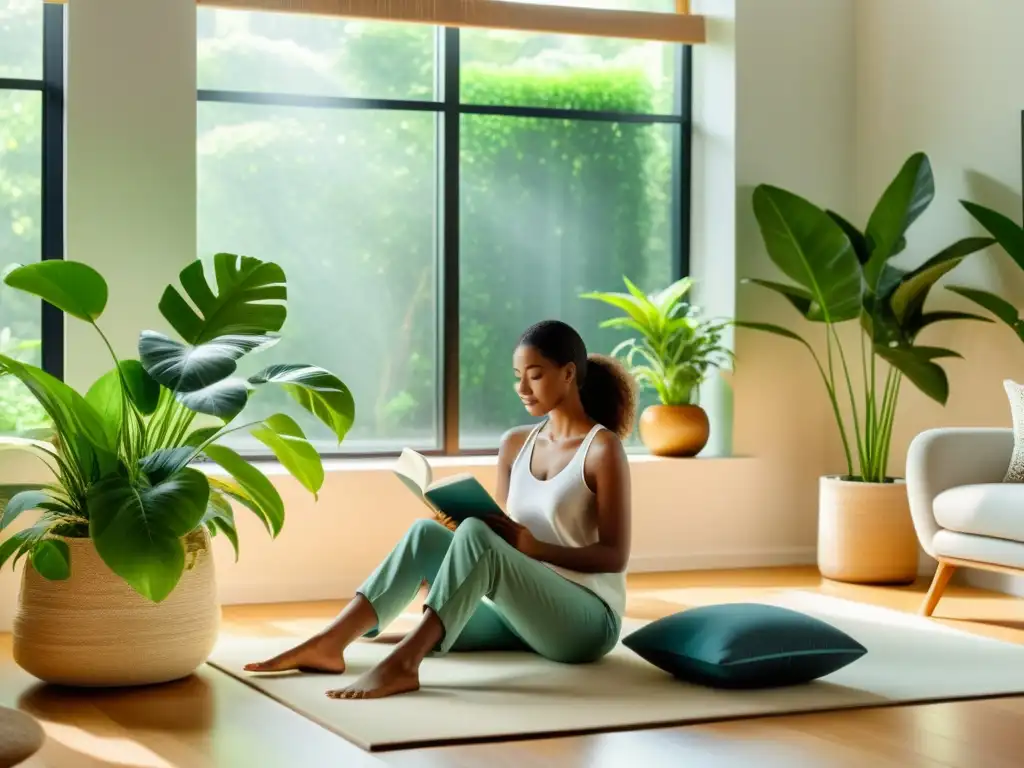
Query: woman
244 319 637 700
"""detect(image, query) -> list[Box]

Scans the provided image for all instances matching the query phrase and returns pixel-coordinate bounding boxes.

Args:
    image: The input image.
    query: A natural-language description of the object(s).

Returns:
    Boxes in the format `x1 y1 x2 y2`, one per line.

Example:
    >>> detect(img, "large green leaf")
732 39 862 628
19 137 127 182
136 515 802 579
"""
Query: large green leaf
139 447 195 484
29 539 70 580
1 489 51 531
826 210 870 264
874 344 960 405
88 467 210 602
248 365 355 443
159 254 287 345
909 310 993 337
961 200 1024 270
946 285 1024 340
0 525 47 571
733 320 816 351
250 414 324 498
751 185 862 323
3 261 108 322
201 444 284 536
890 237 995 323
863 153 935 288
0 355 116 478
202 490 239 562
85 361 161 444
740 278 816 318
138 330 278 394
176 378 252 421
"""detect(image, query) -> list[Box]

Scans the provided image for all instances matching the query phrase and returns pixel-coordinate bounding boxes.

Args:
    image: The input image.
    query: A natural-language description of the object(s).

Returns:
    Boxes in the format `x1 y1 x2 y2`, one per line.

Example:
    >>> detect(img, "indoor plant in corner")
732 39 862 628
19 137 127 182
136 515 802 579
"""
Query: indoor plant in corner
739 152 993 584
581 276 732 457
0 254 354 687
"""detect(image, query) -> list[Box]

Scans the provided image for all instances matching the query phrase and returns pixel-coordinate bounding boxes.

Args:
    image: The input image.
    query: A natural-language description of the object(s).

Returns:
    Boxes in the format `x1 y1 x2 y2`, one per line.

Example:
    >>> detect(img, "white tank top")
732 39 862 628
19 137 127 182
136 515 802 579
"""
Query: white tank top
506 420 627 618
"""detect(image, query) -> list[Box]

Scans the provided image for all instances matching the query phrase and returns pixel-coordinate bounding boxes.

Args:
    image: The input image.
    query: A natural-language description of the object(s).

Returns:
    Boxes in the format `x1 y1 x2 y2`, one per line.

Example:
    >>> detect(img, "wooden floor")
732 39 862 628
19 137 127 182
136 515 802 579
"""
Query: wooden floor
3 567 1024 767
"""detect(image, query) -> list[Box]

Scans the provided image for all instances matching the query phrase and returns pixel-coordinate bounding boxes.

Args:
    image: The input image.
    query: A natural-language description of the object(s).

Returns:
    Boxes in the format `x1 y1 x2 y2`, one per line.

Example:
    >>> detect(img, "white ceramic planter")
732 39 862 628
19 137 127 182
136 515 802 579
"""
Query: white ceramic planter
12 533 220 687
817 475 919 584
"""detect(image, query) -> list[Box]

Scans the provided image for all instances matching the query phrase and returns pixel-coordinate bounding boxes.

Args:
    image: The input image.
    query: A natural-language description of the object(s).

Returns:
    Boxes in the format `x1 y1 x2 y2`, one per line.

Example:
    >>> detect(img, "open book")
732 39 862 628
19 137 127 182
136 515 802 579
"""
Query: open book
393 448 504 525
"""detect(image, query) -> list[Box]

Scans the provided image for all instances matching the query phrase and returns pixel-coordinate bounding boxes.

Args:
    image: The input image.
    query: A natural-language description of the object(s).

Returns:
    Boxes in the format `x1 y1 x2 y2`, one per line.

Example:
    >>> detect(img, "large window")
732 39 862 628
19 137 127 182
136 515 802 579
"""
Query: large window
0 0 63 434
197 6 691 456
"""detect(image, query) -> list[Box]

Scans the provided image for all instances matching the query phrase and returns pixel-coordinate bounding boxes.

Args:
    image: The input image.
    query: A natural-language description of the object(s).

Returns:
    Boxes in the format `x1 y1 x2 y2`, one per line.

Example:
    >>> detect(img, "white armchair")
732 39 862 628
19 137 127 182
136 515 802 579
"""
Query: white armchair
906 427 1023 617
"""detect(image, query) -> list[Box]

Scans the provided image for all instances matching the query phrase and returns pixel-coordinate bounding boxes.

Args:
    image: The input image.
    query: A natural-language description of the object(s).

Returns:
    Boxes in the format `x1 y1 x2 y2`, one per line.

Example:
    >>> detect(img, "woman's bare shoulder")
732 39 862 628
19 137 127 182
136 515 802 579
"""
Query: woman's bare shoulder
498 424 537 462
586 428 629 469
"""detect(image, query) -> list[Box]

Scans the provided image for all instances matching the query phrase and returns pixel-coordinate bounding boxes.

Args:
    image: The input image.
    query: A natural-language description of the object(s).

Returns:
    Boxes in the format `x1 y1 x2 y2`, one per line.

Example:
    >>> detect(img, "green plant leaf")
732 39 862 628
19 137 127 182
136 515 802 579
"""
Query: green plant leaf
890 237 995 323
247 364 355 443
874 344 960 405
0 525 47 571
85 361 162 444
202 490 239 562
751 185 862 323
176 377 252 422
740 278 817 318
139 447 195 484
826 210 869 264
579 290 655 332
734 320 815 351
910 310 993 336
945 285 1024 340
2 261 108 322
29 539 70 580
250 413 324 498
864 152 935 288
0 354 117 477
208 476 274 536
201 444 284 536
159 254 287 345
1 489 51 531
184 425 222 448
138 330 278 394
961 200 1024 270
88 466 210 602
651 277 693 315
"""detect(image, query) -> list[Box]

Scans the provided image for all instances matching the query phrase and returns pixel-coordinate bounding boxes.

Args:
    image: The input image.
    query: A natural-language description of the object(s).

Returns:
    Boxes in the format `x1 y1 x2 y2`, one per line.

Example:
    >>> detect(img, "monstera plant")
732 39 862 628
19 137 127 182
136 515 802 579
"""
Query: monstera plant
0 254 354 603
738 153 994 585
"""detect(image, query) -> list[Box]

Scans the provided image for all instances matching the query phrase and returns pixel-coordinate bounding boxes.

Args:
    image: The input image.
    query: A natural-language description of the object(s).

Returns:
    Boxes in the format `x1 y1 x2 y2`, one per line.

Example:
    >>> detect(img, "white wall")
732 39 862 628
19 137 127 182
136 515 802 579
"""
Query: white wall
855 0 1024 593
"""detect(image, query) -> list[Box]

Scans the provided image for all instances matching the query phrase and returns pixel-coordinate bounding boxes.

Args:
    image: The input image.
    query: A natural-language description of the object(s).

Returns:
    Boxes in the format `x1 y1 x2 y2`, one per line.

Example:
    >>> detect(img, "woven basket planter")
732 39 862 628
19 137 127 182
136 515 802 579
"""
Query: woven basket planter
12 532 221 687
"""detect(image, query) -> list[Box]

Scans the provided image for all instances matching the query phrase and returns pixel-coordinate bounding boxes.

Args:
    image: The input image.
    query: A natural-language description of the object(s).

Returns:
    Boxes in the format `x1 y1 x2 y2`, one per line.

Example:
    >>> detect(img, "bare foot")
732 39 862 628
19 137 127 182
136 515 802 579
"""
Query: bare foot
244 637 346 674
326 659 420 700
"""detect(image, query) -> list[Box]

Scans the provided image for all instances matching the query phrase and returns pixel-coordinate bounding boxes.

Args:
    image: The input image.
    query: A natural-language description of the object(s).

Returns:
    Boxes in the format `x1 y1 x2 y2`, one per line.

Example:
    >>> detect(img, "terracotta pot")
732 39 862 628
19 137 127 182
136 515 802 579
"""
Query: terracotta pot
817 476 919 584
638 404 710 457
13 532 221 687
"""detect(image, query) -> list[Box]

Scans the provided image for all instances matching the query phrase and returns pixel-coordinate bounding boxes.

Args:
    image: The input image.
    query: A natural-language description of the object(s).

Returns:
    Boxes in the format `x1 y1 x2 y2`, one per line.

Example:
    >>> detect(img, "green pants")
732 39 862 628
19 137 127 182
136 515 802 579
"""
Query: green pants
356 518 620 663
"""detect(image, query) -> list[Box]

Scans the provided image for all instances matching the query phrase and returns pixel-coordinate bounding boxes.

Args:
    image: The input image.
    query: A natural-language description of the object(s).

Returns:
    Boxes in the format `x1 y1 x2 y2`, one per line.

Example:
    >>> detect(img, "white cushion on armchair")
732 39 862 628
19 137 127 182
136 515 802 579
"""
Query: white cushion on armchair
933 484 1024 541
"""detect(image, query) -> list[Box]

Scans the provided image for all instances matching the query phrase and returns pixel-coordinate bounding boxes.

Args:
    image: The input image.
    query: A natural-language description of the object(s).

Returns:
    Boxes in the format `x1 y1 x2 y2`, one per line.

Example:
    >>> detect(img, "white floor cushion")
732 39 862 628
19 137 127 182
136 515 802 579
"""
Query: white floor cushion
933 483 1024 541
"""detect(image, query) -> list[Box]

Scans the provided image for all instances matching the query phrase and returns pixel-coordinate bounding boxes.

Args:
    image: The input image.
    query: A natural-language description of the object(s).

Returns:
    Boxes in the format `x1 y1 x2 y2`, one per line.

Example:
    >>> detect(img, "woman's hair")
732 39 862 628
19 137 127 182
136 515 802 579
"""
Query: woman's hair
518 320 638 439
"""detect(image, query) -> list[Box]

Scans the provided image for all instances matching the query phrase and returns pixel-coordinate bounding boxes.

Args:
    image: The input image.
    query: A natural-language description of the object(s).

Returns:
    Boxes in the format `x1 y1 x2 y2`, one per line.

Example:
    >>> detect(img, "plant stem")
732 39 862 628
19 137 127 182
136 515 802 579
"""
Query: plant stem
860 330 875 473
809 342 853 477
830 325 865 479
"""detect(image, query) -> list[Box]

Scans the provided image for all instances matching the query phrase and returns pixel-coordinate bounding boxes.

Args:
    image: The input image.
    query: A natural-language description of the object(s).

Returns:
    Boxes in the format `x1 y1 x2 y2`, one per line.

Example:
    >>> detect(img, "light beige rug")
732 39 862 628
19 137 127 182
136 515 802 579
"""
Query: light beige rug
207 591 1024 751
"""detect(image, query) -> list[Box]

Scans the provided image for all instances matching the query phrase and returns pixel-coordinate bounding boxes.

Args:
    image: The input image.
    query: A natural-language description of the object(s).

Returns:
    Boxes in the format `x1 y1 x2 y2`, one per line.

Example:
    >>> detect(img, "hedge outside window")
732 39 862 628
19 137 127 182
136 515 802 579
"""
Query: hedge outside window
197 6 690 456
0 0 63 436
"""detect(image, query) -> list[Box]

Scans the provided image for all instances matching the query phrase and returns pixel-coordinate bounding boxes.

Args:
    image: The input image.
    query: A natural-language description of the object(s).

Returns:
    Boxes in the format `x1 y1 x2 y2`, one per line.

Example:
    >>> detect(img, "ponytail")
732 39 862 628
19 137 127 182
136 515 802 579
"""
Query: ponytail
579 353 638 440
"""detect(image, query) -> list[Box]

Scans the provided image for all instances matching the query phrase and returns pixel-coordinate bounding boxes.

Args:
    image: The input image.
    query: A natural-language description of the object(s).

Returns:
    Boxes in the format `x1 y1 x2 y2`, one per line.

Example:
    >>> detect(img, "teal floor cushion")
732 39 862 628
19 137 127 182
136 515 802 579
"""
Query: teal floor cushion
622 603 867 689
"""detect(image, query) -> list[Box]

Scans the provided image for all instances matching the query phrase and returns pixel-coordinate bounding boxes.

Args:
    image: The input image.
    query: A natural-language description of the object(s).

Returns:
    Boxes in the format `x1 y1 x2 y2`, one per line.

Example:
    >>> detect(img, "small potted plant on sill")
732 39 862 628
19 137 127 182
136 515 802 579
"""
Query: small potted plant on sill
0 253 355 687
737 152 994 585
581 276 733 457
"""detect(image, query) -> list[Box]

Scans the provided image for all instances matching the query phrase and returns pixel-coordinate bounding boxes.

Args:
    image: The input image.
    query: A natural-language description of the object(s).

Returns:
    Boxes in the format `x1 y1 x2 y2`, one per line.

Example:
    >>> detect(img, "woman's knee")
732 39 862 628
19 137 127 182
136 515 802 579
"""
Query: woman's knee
452 517 497 546
404 518 453 550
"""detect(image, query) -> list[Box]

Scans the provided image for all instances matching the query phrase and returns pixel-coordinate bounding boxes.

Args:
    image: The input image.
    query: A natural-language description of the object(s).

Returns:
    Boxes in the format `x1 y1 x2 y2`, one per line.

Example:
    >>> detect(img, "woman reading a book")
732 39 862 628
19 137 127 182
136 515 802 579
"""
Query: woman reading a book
245 319 637 700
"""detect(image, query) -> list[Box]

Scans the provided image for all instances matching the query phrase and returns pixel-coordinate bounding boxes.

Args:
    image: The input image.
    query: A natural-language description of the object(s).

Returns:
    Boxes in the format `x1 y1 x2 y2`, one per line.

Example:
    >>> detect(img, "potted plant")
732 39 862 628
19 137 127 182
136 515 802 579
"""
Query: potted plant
943 200 1024 339
0 253 354 687
581 276 732 456
738 152 994 584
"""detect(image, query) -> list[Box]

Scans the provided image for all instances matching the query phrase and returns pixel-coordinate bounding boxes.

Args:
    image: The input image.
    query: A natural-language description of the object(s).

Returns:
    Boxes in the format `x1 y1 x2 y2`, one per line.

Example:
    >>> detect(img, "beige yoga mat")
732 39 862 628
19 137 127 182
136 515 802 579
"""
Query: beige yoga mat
208 591 1024 751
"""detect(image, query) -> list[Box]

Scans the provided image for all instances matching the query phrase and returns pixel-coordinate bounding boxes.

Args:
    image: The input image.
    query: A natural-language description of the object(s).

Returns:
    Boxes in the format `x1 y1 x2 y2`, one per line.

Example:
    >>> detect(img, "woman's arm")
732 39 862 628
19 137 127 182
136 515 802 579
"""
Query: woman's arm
490 430 632 574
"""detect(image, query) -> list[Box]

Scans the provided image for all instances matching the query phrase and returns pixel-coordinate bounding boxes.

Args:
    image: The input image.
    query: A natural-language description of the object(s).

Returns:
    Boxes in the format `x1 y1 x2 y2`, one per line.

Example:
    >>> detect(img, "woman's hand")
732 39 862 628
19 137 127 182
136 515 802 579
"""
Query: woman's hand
483 514 539 557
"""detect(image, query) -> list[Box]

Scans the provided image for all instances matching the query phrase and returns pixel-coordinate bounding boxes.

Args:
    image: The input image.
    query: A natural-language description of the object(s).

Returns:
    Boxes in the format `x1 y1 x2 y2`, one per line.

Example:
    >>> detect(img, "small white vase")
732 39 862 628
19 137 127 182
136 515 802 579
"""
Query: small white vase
817 475 919 584
12 533 221 687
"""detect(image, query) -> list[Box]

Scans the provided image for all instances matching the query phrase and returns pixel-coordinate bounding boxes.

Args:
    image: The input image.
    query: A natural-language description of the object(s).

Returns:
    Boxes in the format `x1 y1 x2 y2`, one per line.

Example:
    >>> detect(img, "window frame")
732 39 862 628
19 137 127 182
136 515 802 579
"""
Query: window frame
197 23 693 459
0 3 65 379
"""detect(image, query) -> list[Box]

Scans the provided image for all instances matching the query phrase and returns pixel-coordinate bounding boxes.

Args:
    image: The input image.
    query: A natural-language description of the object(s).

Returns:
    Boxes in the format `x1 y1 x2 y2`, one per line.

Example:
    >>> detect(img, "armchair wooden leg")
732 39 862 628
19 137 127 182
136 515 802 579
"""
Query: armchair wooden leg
920 561 955 617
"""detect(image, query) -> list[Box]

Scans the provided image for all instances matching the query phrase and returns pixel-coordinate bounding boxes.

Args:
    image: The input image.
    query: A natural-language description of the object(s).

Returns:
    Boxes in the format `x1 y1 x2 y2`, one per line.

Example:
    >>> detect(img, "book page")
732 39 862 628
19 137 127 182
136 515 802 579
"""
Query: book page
393 448 432 492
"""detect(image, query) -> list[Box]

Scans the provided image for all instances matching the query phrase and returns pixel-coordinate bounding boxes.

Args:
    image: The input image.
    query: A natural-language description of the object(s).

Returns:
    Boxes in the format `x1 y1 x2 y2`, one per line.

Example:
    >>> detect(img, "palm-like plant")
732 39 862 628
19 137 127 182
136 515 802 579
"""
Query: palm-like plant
0 254 354 602
737 153 994 483
581 276 733 406
944 200 1024 338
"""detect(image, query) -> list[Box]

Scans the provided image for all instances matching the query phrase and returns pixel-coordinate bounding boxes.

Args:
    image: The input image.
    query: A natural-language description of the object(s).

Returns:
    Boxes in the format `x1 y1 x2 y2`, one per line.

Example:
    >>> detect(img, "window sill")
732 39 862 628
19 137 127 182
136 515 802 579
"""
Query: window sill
197 450 752 477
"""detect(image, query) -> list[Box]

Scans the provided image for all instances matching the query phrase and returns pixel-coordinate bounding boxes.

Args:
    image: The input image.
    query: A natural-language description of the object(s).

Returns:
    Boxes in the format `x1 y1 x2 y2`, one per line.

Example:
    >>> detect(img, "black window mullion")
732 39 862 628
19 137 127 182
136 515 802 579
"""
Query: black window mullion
41 3 65 380
672 44 692 281
440 27 461 455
